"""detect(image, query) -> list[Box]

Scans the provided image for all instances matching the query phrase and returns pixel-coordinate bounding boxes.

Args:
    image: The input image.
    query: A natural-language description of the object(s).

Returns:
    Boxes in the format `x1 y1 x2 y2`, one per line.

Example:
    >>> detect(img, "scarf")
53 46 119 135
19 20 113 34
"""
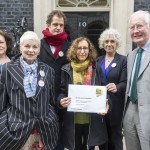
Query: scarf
71 60 92 124
71 60 92 85
42 28 68 58
20 57 38 98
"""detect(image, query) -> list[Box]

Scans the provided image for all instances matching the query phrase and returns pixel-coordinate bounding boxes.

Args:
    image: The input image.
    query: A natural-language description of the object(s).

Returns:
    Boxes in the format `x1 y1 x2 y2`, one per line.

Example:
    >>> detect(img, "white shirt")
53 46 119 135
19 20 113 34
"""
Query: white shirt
129 39 150 96
50 45 56 54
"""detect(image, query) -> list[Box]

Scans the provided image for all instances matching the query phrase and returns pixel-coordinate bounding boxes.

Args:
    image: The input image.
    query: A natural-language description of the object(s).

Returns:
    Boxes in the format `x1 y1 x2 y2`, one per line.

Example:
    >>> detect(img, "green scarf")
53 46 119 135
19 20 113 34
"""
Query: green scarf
71 60 91 124
71 60 90 84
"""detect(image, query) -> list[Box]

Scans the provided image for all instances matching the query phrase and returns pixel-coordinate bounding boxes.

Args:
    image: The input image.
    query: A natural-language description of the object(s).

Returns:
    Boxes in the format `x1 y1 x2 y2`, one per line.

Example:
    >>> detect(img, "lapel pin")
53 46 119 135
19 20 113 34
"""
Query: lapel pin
40 70 45 77
111 63 116 68
58 51 64 57
38 80 45 87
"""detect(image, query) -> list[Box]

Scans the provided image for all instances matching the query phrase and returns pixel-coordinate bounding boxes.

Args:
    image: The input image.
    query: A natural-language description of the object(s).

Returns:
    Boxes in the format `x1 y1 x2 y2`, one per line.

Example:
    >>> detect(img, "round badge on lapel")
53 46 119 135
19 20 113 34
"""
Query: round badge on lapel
40 70 45 77
38 80 45 87
111 63 116 67
58 51 64 57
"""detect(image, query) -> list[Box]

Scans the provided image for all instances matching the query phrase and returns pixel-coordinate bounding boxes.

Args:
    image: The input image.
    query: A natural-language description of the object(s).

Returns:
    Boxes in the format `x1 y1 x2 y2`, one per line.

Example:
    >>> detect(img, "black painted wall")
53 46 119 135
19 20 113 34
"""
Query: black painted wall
134 0 150 11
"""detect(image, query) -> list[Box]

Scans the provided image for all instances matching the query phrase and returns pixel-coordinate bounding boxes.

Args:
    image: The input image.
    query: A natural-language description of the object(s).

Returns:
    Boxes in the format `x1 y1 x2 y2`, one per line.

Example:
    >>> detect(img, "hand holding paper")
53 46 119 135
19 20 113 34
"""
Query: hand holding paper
60 97 71 108
97 99 109 115
67 84 107 113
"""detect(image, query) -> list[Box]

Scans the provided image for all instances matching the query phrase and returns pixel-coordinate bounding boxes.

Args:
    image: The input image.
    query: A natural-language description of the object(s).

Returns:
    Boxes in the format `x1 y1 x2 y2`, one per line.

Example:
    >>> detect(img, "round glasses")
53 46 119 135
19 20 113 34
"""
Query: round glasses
77 47 89 52
129 23 147 31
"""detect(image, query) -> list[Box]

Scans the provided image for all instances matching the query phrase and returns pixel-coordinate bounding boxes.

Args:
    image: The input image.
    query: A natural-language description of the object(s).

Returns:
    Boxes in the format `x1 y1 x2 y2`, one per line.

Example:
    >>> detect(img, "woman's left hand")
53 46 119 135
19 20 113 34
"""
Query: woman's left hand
97 99 109 116
60 97 71 108
106 83 117 93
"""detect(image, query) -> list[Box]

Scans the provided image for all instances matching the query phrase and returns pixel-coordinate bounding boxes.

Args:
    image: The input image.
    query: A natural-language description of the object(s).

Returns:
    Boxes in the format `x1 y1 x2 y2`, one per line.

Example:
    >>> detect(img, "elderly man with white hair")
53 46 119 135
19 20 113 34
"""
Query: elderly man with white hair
0 31 59 150
123 10 150 150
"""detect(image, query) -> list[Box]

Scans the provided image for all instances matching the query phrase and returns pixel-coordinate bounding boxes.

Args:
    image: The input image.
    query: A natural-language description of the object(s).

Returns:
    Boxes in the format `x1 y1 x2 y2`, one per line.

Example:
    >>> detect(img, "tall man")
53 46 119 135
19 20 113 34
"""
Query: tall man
39 10 70 150
123 10 150 150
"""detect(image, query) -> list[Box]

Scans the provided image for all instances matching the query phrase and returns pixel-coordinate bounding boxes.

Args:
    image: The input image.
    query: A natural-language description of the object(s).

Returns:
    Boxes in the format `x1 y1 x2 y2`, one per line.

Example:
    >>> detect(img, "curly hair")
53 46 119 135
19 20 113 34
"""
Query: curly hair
67 37 97 63
46 10 67 25
0 30 12 56
98 28 121 50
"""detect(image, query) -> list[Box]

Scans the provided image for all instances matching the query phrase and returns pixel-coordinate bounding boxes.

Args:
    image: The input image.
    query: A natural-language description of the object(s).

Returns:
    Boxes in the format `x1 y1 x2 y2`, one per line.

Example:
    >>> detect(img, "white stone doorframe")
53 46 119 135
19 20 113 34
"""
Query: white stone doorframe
33 0 134 55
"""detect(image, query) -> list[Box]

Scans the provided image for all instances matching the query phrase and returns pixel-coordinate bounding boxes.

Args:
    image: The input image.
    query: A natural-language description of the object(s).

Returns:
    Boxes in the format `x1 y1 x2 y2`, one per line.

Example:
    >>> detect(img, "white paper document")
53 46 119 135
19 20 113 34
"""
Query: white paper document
67 84 107 113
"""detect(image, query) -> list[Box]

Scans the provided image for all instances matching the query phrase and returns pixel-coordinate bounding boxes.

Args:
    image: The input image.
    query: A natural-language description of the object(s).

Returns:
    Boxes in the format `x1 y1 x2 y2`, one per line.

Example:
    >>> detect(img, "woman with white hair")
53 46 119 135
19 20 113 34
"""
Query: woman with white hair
0 31 59 150
97 28 127 150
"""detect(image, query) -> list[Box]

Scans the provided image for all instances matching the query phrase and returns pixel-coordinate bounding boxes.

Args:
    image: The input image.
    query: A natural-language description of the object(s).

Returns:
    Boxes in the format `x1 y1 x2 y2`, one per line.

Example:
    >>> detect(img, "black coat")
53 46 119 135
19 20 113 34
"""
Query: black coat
57 62 108 150
97 53 127 125
39 39 70 121
0 55 59 150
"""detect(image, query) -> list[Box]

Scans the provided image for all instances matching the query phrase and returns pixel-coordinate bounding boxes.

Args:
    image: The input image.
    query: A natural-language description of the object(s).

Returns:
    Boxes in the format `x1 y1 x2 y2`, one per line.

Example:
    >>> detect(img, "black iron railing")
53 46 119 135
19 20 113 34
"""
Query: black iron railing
7 17 28 57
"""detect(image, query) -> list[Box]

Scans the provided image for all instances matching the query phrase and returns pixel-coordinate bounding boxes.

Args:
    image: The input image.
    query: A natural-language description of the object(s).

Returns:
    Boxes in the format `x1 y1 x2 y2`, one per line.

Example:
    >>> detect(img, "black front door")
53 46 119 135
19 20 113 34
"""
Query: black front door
64 12 109 56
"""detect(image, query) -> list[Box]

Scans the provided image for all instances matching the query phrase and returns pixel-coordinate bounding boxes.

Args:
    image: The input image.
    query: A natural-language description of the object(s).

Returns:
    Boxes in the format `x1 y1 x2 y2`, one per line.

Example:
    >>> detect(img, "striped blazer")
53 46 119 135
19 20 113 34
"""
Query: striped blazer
0 55 59 150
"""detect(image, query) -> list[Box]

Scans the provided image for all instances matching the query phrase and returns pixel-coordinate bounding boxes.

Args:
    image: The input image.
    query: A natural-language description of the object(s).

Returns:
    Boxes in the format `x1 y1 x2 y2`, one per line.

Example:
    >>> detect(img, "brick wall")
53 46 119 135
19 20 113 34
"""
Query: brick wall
0 0 33 31
0 0 33 57
0 0 150 32
134 0 150 11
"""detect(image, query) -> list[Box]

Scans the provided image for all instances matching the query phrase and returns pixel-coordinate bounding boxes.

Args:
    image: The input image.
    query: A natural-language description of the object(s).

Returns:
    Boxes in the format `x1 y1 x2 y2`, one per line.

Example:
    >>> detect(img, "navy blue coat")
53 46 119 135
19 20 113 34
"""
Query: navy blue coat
97 53 127 125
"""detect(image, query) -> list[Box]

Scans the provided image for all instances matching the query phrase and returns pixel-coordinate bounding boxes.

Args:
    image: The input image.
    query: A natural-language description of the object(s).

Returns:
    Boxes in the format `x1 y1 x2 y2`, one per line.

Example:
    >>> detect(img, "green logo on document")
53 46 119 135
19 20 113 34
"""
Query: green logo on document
96 88 103 97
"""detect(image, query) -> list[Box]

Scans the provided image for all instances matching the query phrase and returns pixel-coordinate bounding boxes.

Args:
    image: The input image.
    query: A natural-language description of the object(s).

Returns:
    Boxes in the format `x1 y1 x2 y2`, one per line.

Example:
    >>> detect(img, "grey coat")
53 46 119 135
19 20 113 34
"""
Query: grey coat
123 47 150 140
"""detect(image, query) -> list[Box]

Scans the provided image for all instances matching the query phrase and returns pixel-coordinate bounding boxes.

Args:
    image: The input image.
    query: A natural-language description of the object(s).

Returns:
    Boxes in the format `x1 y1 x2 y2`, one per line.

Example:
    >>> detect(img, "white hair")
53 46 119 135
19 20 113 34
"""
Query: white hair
98 28 121 50
129 10 150 25
20 31 40 45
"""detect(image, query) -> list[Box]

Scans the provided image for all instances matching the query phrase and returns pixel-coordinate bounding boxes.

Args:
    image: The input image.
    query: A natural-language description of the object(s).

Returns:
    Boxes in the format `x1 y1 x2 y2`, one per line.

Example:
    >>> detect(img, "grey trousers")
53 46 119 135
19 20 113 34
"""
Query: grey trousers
123 101 150 150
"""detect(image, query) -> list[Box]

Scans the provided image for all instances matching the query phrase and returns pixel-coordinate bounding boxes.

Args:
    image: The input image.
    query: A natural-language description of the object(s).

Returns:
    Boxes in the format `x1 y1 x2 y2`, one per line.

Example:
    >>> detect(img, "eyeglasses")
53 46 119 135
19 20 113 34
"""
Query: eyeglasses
77 47 89 52
129 23 147 31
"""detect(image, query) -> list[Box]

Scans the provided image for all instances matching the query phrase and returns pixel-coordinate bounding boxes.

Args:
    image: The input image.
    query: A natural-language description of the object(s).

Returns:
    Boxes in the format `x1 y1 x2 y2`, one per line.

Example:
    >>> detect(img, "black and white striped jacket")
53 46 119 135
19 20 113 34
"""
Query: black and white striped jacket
0 55 59 150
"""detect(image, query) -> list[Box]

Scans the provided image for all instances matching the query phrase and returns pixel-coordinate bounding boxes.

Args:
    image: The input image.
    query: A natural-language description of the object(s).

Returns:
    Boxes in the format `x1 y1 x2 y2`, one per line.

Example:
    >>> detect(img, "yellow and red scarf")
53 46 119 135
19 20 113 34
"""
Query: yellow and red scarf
71 60 92 85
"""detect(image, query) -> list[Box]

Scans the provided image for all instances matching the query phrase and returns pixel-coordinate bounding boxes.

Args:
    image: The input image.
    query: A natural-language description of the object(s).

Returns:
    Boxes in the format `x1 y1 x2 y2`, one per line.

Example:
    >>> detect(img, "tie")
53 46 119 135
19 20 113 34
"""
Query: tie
130 48 143 103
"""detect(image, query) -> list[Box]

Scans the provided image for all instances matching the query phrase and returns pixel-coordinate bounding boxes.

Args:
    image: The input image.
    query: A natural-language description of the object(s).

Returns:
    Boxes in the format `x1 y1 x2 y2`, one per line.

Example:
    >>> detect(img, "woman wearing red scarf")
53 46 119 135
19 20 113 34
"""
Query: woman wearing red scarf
39 10 70 150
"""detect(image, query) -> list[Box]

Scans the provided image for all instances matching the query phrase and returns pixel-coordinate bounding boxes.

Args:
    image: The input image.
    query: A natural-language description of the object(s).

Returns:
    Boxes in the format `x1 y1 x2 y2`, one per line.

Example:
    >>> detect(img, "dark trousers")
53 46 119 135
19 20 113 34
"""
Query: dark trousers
74 124 94 150
54 143 64 150
99 122 123 150
54 122 64 150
